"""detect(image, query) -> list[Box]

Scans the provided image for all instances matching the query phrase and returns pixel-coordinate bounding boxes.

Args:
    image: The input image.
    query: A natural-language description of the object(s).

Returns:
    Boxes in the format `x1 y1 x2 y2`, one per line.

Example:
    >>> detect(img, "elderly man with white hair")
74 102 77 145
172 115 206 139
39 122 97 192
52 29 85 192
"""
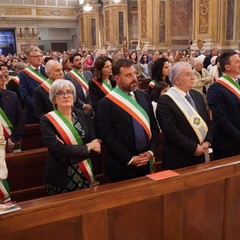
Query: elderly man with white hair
192 58 213 103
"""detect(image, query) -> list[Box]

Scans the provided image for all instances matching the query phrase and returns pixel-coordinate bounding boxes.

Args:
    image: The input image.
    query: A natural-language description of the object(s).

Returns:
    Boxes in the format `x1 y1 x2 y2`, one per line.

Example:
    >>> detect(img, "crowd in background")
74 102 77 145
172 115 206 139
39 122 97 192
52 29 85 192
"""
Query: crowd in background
1 45 240 201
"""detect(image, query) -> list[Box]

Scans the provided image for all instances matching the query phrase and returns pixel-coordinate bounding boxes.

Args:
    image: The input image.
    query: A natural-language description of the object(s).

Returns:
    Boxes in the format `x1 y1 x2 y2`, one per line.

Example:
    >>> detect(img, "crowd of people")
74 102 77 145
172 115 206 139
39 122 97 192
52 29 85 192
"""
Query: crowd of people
0 45 240 202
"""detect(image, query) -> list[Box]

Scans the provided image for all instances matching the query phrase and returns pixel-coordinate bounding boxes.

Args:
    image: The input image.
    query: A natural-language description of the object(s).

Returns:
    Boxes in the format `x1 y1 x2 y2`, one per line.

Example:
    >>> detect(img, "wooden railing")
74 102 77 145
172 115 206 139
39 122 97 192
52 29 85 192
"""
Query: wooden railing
1 156 240 239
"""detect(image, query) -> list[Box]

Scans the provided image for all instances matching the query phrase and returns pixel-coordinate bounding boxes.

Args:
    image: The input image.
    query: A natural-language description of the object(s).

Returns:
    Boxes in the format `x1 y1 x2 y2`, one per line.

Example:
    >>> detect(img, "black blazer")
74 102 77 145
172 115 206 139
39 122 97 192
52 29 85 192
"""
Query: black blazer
96 89 159 182
156 89 212 170
40 109 96 188
33 85 53 119
0 90 25 143
19 65 47 123
207 81 240 158
89 78 116 111
6 79 24 109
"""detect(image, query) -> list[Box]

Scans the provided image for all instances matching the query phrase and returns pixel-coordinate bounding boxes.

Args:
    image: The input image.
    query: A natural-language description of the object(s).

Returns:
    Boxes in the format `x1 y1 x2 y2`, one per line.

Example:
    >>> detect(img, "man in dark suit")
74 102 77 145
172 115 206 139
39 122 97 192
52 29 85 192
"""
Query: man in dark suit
207 50 240 160
156 61 212 170
33 60 64 119
0 71 25 153
19 47 48 123
64 53 93 112
96 59 159 182
6 62 28 109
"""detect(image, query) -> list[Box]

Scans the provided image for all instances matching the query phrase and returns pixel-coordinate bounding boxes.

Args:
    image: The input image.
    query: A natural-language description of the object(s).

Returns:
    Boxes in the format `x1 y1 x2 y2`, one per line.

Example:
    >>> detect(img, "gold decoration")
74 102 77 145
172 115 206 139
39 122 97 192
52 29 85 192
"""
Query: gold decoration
1 8 31 15
141 0 147 38
36 8 75 17
199 0 209 34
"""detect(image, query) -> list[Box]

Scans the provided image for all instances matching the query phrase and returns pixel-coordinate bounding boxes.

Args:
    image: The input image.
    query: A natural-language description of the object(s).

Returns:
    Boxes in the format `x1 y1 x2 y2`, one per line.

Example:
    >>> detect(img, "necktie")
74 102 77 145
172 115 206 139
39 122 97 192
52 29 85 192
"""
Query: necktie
129 92 147 152
185 93 197 111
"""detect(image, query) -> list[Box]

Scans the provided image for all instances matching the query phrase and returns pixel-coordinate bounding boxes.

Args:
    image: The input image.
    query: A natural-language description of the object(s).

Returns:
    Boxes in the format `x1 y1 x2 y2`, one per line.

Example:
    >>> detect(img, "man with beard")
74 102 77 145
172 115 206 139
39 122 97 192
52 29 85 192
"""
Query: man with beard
96 59 159 182
64 53 93 113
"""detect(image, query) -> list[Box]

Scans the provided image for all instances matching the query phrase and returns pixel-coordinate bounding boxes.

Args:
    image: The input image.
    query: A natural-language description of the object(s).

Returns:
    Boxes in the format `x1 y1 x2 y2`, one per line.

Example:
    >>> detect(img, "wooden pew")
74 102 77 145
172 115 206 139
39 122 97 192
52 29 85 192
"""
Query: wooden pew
1 156 240 239
138 77 151 90
6 148 48 202
6 147 109 202
21 124 43 150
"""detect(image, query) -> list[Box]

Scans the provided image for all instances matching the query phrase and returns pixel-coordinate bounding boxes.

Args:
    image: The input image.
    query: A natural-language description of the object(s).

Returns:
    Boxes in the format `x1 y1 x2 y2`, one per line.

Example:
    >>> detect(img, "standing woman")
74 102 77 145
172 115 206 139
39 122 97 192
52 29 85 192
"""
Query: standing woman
148 57 171 95
40 80 101 196
89 56 116 111
129 51 143 78
139 54 150 78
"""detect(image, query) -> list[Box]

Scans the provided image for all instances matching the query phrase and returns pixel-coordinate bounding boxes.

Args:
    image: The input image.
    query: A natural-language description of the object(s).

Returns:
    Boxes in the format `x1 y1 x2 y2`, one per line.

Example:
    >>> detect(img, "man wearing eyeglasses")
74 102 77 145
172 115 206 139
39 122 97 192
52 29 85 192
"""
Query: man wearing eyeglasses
19 47 48 123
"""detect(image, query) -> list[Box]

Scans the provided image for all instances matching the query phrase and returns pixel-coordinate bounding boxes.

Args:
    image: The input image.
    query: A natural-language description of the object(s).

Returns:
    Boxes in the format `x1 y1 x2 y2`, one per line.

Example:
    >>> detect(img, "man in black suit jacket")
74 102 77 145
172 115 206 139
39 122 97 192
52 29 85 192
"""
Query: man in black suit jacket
96 59 159 182
33 60 64 119
64 53 93 112
19 47 48 123
156 61 212 170
207 50 240 160
0 71 25 153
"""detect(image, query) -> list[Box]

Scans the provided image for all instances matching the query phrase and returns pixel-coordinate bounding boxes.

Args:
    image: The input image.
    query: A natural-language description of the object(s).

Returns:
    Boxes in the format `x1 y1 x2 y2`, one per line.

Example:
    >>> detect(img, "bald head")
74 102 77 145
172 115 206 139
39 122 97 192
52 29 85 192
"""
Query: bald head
45 60 63 81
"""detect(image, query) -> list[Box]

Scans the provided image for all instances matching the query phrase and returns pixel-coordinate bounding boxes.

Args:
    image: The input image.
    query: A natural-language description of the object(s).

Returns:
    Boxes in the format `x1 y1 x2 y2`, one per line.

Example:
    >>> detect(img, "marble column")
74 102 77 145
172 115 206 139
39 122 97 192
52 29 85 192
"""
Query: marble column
192 0 240 50
78 4 101 50
102 0 128 50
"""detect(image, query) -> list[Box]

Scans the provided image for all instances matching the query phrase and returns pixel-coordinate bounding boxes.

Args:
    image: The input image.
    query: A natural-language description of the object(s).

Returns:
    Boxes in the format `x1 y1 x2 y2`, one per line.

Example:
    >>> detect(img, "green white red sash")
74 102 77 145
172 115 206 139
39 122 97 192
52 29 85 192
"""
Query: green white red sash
92 79 113 95
41 78 53 93
0 179 11 203
0 108 13 138
216 74 240 99
45 110 95 184
69 69 89 92
165 88 208 143
149 80 156 88
106 87 152 140
12 76 20 86
23 66 47 84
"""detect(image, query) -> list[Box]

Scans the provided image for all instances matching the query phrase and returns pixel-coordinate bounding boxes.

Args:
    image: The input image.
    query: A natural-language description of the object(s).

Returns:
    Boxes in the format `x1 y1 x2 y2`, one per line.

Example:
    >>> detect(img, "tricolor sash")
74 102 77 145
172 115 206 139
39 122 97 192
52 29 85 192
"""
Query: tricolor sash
92 79 113 95
45 110 96 184
0 108 13 138
216 74 240 99
165 88 208 143
23 66 47 84
149 80 156 88
12 76 20 86
107 88 152 140
107 88 155 172
69 70 89 92
41 78 53 93
0 179 11 203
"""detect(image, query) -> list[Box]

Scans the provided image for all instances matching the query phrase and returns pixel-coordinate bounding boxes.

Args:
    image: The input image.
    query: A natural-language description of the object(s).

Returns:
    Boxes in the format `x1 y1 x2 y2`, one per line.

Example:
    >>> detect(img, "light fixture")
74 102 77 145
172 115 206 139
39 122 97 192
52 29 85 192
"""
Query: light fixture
113 0 121 3
79 0 84 4
83 3 93 12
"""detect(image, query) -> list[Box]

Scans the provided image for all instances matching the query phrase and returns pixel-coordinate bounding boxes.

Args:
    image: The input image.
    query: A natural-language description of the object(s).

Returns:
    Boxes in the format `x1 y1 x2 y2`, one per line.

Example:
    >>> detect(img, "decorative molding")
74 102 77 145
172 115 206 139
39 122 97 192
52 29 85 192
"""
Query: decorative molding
1 8 32 15
199 0 209 34
105 10 110 41
159 1 166 43
141 0 147 38
226 0 235 40
36 8 75 17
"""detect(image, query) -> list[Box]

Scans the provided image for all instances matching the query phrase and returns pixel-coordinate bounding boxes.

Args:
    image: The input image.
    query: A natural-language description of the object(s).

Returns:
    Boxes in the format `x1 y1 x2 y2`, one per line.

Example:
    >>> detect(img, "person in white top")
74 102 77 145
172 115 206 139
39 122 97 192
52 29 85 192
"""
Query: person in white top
0 125 12 203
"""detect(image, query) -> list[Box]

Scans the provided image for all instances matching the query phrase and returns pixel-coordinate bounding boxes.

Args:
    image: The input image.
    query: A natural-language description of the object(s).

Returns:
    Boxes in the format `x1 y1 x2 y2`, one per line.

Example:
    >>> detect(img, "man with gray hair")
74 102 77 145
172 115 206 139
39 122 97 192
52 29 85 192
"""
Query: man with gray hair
156 61 212 170
33 60 64 118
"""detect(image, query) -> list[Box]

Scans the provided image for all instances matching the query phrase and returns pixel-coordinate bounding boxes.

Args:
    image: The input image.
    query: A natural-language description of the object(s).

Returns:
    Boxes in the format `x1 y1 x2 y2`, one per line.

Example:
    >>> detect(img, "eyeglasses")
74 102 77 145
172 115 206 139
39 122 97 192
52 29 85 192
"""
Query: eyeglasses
30 55 43 58
55 90 74 97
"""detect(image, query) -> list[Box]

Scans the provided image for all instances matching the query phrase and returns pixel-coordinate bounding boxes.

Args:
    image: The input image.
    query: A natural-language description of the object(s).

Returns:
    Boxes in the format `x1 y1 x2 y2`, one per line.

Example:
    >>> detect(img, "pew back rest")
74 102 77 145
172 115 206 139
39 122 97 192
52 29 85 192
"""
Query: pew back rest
21 124 43 150
6 148 48 192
